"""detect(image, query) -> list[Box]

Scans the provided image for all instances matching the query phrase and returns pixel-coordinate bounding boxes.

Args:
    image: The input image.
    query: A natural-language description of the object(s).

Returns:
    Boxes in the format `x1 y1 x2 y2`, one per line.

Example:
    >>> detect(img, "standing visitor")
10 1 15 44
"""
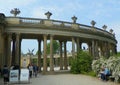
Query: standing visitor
33 64 38 77
2 65 9 84
27 64 33 78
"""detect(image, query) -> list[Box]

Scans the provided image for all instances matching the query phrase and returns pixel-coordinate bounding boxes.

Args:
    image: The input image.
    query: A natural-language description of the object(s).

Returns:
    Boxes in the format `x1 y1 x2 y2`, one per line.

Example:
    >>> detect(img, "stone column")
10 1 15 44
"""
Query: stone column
12 34 16 65
59 40 63 70
7 34 12 68
100 42 104 57
15 33 20 65
38 39 41 72
88 43 92 56
4 37 8 65
76 38 80 53
72 37 75 58
19 38 22 67
0 33 4 68
112 44 117 55
64 41 68 70
92 40 95 59
0 34 6 68
114 45 117 54
104 42 110 58
95 41 99 59
79 42 82 51
107 42 110 58
43 35 47 73
50 35 54 72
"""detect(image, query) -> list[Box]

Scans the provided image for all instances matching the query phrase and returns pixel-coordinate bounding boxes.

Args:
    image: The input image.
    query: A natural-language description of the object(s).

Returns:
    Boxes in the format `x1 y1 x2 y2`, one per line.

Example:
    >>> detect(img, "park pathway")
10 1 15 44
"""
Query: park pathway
0 73 119 85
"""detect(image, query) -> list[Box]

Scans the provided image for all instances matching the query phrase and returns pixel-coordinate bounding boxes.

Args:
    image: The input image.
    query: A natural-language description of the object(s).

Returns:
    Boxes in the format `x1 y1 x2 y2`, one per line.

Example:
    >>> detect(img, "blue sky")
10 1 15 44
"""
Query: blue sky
0 0 120 54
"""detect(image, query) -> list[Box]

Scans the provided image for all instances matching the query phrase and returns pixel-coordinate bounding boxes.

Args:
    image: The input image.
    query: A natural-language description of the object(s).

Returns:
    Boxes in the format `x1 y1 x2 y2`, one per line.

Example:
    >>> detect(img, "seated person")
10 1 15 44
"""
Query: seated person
100 66 111 81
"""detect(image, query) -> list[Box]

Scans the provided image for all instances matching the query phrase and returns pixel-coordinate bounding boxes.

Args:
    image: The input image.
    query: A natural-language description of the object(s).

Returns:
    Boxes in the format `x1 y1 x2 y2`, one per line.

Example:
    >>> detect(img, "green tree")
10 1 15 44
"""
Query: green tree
70 50 93 74
47 40 60 54
35 40 60 55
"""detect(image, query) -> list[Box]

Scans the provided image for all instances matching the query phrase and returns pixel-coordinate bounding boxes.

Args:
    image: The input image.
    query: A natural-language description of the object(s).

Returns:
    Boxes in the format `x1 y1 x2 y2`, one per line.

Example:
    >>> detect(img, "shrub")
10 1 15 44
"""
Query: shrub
70 50 93 74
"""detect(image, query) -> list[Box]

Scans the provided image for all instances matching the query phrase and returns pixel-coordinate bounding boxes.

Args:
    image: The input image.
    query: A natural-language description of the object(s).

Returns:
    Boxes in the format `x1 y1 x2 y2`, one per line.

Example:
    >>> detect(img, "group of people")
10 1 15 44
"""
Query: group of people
0 63 39 84
27 63 39 78
99 66 111 81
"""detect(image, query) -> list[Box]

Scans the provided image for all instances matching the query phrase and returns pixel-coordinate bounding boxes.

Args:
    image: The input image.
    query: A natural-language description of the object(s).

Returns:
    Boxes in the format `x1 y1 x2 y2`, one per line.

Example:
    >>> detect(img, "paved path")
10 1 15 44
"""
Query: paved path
0 73 119 85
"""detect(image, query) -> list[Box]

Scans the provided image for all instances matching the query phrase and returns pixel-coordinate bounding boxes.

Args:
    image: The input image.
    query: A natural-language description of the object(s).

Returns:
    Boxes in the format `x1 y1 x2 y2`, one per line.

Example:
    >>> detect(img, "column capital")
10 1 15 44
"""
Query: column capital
59 40 63 43
43 34 48 37
63 40 67 43
37 38 41 42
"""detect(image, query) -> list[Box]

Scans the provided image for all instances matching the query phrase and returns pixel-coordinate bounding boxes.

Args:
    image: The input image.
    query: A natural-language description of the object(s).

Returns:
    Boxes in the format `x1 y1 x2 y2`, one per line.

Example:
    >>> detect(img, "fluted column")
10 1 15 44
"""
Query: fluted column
88 43 92 56
12 34 16 65
76 38 80 53
59 40 63 70
79 42 82 51
72 37 75 58
7 34 12 68
38 39 41 72
100 42 104 57
95 41 99 59
112 44 117 55
50 35 54 72
64 41 68 70
104 42 110 58
92 40 95 59
19 38 22 68
43 35 47 73
107 42 110 58
114 45 117 54
15 33 20 65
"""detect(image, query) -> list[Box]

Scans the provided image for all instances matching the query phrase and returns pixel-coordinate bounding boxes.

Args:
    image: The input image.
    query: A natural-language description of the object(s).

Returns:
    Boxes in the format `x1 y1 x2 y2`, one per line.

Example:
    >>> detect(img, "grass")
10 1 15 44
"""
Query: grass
81 71 96 77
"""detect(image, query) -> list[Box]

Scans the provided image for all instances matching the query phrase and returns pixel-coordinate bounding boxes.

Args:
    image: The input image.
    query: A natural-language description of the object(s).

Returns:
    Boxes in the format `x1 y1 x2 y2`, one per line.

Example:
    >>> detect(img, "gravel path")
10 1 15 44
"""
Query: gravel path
0 73 119 85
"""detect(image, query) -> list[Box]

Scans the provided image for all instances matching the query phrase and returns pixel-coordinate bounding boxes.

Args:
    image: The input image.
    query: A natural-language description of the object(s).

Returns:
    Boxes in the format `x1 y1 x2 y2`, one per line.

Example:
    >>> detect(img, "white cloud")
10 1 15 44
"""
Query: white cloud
0 0 36 7
31 7 46 18
0 0 37 16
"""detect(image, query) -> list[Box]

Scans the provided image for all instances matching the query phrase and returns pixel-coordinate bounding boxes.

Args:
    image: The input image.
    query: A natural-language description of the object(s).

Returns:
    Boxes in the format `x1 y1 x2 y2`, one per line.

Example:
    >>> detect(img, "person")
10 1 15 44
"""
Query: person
2 65 9 84
104 67 111 81
100 66 110 81
27 64 33 78
33 64 38 77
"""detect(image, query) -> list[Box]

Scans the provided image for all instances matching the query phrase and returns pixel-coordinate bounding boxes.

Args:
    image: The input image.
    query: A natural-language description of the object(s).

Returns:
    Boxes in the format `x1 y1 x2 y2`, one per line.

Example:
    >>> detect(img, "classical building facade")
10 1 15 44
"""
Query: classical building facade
0 9 117 74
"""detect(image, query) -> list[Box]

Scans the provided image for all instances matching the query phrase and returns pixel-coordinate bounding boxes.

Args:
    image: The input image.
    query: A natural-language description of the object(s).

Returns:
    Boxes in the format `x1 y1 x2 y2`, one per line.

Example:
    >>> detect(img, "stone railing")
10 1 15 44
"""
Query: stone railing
5 17 114 38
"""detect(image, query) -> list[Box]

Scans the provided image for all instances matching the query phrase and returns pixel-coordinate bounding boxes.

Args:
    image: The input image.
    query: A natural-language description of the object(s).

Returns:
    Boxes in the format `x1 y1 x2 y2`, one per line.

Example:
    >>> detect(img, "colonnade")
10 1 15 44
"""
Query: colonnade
0 13 117 74
0 33 117 73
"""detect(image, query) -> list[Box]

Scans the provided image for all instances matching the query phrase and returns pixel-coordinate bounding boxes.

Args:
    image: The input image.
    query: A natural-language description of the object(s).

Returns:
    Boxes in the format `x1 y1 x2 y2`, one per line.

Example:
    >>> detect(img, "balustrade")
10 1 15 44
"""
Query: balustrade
5 17 114 38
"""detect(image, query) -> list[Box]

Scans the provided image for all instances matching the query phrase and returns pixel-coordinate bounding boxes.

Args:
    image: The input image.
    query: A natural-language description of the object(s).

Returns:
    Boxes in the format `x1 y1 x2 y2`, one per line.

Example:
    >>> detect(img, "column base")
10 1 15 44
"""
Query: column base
42 71 55 75
64 67 68 70
60 67 63 70
42 71 47 75
49 71 55 75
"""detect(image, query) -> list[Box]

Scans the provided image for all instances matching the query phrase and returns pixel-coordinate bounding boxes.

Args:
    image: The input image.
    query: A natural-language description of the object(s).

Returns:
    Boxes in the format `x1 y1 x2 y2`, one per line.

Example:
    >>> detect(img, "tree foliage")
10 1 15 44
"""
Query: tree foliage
70 50 93 74
47 40 59 54
35 40 60 55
